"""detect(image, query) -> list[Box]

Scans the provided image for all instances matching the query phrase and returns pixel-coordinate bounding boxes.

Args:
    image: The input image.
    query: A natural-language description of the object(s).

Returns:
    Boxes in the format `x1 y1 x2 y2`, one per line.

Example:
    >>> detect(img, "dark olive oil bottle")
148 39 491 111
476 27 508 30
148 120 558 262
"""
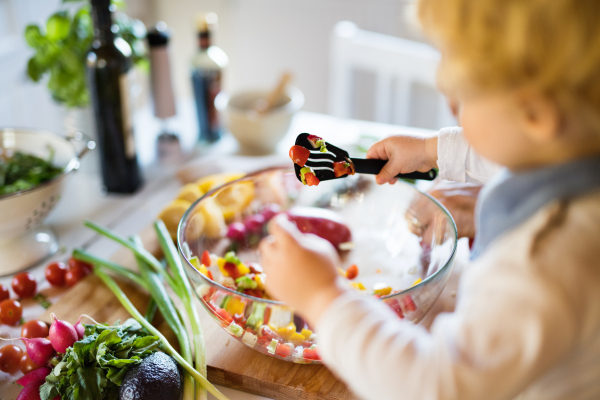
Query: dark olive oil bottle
87 0 142 193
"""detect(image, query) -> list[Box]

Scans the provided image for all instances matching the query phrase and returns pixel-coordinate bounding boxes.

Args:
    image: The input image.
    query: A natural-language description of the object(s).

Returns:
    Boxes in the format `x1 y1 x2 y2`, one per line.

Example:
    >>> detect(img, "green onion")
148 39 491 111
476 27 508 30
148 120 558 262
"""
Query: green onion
144 298 158 322
155 220 207 400
94 268 229 400
72 248 149 290
131 235 195 400
84 220 179 293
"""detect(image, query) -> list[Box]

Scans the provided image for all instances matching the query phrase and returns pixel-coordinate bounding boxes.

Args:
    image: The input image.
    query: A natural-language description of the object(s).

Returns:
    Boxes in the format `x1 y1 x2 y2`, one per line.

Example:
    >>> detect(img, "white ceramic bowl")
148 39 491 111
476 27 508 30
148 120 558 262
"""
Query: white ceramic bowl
215 86 304 155
0 128 95 275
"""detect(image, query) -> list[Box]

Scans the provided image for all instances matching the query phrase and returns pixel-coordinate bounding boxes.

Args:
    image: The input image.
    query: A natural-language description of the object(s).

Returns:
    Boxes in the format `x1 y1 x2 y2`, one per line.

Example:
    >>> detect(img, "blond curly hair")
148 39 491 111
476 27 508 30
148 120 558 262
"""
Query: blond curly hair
418 0 600 129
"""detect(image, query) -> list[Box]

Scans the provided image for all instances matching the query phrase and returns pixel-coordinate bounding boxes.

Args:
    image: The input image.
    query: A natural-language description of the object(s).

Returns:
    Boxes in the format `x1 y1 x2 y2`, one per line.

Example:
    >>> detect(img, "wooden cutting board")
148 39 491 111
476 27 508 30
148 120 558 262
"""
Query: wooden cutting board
40 227 360 400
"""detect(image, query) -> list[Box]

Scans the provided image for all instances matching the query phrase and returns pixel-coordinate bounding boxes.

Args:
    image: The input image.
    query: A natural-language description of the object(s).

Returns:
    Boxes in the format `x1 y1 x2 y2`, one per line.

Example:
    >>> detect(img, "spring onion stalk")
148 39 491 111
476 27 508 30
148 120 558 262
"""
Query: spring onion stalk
131 235 195 400
145 298 158 322
84 220 179 293
94 268 229 400
155 220 207 400
72 248 149 290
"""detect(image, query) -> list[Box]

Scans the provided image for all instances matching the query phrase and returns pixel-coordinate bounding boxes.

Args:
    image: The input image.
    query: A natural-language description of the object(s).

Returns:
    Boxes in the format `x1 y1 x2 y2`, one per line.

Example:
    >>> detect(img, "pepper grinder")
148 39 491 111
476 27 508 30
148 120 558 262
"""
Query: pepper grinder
147 22 181 164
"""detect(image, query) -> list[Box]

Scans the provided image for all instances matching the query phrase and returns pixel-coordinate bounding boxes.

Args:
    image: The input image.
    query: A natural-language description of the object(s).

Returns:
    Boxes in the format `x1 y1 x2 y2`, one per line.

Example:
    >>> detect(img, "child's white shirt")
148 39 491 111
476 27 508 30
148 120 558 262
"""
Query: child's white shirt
316 127 600 400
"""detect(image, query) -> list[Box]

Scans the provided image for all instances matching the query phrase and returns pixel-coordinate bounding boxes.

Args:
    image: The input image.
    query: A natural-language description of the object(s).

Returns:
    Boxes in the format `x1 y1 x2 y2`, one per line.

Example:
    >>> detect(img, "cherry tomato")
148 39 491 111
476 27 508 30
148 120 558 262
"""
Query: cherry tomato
0 299 23 325
19 353 41 374
68 258 93 275
0 284 9 302
12 272 37 298
65 267 87 287
0 345 23 374
45 262 67 287
21 320 49 341
345 264 359 280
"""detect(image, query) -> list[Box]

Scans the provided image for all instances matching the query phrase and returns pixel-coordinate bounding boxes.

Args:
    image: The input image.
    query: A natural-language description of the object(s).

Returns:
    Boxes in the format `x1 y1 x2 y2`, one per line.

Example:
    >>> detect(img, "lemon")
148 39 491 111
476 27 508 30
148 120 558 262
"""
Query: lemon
194 196 226 238
177 183 203 203
213 181 255 221
158 199 192 240
196 172 245 193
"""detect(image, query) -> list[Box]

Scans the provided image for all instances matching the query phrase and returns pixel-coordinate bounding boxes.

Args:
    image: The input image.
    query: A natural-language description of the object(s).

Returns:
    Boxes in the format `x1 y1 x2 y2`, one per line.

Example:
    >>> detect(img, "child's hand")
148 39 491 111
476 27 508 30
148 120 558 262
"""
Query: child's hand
259 214 348 326
367 134 438 184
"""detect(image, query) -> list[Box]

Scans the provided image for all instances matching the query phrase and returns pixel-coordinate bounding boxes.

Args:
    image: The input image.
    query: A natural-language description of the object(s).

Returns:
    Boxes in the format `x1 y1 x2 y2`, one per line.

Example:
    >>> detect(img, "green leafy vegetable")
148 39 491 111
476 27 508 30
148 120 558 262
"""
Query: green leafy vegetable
0 151 63 195
40 318 160 400
24 0 147 108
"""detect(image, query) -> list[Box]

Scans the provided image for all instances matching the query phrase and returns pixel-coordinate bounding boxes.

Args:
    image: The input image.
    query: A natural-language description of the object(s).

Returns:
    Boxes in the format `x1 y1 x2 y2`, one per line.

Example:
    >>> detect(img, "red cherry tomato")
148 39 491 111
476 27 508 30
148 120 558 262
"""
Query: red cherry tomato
12 272 37 298
68 258 93 275
19 353 41 374
0 345 23 374
45 262 67 287
21 320 49 341
65 267 87 287
345 264 359 280
289 145 311 167
0 284 9 302
0 299 23 325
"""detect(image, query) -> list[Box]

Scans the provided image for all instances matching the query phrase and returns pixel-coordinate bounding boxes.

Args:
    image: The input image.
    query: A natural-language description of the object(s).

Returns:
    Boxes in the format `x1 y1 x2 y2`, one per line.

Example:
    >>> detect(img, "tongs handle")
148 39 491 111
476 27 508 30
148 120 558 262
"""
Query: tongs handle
350 158 437 181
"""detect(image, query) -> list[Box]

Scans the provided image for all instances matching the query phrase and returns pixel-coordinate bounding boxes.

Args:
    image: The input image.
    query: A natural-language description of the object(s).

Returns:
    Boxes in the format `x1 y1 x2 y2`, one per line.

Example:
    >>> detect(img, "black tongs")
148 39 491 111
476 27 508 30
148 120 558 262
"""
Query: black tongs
293 133 437 183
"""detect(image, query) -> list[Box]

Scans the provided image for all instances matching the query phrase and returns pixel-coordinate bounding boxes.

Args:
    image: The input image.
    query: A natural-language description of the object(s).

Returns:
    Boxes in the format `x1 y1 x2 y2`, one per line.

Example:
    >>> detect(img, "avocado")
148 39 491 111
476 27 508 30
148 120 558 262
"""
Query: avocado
119 351 182 400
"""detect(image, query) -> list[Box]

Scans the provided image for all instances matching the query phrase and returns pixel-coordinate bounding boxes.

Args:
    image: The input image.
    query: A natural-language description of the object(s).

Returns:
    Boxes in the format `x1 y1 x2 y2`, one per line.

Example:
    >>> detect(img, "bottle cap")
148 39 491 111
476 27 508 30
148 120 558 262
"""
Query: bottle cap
196 12 218 32
147 21 170 47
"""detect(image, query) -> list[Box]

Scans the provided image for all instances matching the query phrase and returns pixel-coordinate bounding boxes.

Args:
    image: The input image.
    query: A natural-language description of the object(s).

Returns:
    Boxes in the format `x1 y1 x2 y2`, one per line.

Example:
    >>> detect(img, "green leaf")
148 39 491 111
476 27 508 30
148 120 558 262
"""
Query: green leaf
27 57 45 82
47 11 71 42
24 25 45 48
131 336 160 356
71 366 107 400
40 375 61 400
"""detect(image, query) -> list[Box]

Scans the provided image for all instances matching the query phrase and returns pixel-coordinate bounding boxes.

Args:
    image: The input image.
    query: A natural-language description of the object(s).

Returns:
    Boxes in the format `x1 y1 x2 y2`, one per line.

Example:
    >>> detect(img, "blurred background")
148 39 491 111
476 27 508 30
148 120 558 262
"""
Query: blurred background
0 0 454 138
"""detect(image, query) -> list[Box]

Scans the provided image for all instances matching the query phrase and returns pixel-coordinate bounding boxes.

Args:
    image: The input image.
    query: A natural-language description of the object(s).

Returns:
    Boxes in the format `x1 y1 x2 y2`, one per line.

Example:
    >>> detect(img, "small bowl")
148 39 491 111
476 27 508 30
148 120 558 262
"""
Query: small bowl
215 86 304 155
178 167 457 363
0 128 94 275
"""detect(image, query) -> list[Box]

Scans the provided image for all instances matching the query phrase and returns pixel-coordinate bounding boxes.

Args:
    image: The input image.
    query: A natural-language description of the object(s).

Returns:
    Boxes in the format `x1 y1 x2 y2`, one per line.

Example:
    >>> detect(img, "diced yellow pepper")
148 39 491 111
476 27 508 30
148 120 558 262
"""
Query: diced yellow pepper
337 267 346 277
237 262 250 275
351 282 366 291
189 256 209 276
226 297 246 316
300 328 313 340
276 324 296 341
373 284 392 296
411 278 422 287
217 257 228 276
254 274 265 290
289 332 305 346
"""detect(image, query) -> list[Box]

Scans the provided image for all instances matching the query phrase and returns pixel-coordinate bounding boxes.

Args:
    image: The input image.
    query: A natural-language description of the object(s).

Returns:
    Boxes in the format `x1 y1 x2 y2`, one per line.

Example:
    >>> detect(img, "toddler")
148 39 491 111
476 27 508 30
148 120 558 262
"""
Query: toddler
260 0 600 399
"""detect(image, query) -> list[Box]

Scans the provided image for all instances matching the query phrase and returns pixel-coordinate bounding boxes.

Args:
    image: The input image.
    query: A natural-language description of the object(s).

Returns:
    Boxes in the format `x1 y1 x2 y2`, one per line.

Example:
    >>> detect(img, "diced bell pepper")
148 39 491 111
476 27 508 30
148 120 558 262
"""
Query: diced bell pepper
275 343 292 358
373 283 392 296
267 339 279 354
289 145 311 167
236 276 257 290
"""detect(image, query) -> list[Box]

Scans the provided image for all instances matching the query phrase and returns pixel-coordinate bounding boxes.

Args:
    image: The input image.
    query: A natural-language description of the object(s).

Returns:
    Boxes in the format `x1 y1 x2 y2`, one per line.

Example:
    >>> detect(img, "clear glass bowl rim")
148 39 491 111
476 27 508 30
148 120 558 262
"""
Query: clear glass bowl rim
177 165 458 306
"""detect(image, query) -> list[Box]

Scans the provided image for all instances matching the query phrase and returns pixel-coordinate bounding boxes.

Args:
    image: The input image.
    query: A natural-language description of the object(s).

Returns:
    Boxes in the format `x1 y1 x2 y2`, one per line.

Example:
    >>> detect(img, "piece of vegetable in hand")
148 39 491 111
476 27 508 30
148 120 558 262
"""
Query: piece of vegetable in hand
333 160 355 178
0 283 9 302
285 207 352 250
21 320 49 342
12 272 37 298
49 313 78 353
0 299 23 325
289 145 311 167
306 134 327 152
45 262 67 287
299 167 320 186
0 344 23 373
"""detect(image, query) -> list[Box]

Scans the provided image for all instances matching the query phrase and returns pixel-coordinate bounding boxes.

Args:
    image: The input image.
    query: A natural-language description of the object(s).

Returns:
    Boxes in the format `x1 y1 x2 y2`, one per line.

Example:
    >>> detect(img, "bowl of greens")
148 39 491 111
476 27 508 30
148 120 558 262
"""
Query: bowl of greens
0 127 94 275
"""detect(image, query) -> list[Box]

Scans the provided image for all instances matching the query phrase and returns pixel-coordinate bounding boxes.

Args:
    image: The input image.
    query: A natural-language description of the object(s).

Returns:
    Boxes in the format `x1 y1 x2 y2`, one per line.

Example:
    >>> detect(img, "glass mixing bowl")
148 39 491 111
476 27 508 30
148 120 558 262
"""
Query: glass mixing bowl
178 166 457 364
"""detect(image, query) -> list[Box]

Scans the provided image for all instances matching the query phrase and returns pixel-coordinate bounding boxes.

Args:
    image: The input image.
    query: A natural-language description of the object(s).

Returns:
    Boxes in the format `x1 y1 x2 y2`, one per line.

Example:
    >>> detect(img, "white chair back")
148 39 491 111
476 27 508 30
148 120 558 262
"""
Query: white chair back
328 21 456 130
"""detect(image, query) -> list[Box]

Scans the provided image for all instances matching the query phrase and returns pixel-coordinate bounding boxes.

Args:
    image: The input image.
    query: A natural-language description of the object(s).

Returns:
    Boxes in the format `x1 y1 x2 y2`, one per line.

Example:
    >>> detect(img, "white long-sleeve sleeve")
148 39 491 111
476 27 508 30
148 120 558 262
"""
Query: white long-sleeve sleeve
437 127 501 184
316 193 600 400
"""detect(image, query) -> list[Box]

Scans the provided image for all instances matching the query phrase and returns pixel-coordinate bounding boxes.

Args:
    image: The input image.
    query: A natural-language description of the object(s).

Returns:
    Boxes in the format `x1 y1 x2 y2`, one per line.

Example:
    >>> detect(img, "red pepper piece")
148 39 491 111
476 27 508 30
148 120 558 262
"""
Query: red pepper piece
215 308 233 324
201 250 212 267
263 307 272 325
206 270 214 280
243 288 264 298
257 336 271 346
402 295 417 312
386 299 404 318
275 343 291 358
333 161 349 178
303 348 320 360
248 263 263 274
233 313 247 329
304 173 320 186
289 145 311 167
223 262 241 279
245 327 257 335
345 264 358 280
